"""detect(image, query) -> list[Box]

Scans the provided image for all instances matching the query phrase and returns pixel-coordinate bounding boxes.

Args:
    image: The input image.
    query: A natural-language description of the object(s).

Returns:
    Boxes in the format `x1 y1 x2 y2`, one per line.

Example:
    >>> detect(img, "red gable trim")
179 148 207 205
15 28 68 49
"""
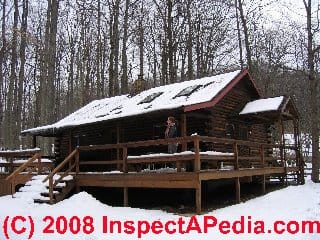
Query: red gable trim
183 69 261 112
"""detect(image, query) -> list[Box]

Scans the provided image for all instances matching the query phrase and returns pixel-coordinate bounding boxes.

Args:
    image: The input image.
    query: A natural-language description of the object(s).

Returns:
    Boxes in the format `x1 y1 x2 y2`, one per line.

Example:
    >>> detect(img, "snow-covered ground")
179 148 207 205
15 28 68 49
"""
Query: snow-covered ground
0 175 319 240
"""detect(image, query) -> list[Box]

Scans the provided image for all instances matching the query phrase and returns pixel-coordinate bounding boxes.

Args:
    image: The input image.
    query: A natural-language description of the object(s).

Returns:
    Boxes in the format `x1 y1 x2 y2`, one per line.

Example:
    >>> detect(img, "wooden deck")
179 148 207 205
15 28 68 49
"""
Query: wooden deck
0 136 304 213
42 135 304 213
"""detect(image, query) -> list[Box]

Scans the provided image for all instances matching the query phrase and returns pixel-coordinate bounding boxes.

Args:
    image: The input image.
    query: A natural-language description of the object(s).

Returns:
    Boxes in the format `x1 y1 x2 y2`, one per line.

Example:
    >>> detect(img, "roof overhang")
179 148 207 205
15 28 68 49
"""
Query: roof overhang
237 96 300 124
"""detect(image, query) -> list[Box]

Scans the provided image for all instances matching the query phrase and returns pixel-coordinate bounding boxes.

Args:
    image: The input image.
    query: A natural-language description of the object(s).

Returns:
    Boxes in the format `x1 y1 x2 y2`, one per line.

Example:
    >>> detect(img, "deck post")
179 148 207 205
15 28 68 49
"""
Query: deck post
261 175 266 194
75 149 80 174
195 181 201 214
260 145 265 167
124 187 128 207
194 136 200 171
178 114 187 172
233 142 239 170
122 147 128 173
117 123 121 171
49 178 54 204
37 153 42 174
260 145 266 194
235 177 240 203
180 114 187 151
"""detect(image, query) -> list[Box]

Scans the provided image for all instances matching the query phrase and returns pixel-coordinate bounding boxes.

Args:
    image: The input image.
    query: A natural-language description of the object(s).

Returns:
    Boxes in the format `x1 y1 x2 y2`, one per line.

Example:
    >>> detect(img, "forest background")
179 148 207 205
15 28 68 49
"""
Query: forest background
0 0 319 179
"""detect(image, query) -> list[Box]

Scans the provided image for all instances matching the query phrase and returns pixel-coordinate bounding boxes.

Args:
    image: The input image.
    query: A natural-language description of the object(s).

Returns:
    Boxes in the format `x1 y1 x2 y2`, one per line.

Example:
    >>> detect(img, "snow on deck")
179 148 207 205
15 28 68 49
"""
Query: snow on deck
0 148 41 154
127 151 234 159
23 70 241 134
239 96 284 115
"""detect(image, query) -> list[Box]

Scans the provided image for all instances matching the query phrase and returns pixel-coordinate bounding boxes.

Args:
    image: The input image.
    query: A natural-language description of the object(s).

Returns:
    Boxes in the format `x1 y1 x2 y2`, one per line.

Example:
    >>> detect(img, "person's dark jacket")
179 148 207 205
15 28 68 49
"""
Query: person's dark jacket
167 125 177 138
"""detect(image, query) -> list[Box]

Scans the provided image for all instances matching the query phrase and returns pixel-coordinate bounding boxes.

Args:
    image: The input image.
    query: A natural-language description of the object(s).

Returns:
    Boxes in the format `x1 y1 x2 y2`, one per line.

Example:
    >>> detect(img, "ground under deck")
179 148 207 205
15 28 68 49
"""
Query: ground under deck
74 166 299 213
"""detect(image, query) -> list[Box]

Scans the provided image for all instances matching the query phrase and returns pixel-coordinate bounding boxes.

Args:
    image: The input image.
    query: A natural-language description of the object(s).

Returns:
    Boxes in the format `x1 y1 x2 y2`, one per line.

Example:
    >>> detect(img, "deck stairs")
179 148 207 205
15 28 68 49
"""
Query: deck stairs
13 174 75 204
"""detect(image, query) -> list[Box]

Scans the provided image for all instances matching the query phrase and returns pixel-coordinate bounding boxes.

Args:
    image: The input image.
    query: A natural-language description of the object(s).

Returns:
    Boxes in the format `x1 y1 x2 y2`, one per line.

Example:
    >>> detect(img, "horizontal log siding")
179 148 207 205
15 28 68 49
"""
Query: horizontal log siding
206 78 260 153
55 76 267 167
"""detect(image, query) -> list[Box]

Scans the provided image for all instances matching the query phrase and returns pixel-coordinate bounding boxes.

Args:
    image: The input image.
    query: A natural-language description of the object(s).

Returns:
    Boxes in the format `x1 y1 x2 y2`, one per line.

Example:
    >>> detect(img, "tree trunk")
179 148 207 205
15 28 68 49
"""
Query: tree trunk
121 0 129 94
187 0 193 80
0 0 7 143
4 0 19 148
108 13 114 96
108 0 120 96
113 0 120 95
235 0 244 69
16 0 29 146
237 0 252 70
167 0 174 83
304 0 319 183
139 2 144 82
96 0 102 98
40 0 59 125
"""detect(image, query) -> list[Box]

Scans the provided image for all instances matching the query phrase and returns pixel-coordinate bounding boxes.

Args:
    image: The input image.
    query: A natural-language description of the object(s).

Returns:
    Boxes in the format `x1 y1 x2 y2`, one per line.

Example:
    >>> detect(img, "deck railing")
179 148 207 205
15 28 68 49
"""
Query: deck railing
76 135 302 173
3 151 54 194
44 135 303 204
43 149 79 204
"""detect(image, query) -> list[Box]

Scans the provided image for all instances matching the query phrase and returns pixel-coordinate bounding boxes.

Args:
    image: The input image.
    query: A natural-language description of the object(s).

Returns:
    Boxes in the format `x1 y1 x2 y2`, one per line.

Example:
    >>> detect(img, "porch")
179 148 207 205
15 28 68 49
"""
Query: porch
44 134 303 213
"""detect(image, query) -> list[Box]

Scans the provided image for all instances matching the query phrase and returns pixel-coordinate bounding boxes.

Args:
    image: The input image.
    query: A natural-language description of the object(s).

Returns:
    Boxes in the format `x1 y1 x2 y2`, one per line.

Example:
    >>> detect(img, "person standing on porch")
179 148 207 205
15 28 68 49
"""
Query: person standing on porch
165 116 178 154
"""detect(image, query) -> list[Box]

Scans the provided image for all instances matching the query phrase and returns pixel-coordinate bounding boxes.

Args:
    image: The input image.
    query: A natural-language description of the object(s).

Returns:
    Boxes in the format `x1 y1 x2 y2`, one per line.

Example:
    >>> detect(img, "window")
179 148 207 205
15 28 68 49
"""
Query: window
173 85 201 98
138 92 163 104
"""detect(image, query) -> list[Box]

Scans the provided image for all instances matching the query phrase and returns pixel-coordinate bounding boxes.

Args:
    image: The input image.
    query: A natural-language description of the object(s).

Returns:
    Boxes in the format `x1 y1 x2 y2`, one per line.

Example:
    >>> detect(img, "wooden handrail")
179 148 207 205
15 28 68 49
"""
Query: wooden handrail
73 135 300 175
78 136 195 151
6 153 41 181
77 135 298 153
43 149 78 183
43 148 78 204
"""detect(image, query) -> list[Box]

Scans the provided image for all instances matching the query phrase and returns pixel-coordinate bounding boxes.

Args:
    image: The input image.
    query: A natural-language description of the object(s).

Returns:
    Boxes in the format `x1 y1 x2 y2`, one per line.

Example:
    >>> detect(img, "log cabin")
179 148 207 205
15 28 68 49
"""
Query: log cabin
2 69 304 213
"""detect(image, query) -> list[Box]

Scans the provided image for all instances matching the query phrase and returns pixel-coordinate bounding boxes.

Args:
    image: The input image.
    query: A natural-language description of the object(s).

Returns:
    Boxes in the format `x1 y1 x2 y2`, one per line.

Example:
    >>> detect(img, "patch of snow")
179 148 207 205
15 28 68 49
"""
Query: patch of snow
239 96 284 115
0 176 319 239
0 148 41 154
23 70 242 134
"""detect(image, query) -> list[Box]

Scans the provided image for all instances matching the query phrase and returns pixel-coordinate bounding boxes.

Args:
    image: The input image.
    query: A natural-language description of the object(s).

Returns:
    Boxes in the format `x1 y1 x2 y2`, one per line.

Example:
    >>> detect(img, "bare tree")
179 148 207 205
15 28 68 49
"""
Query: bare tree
120 0 130 94
237 0 253 70
16 0 29 146
4 0 19 148
0 0 7 144
303 0 320 183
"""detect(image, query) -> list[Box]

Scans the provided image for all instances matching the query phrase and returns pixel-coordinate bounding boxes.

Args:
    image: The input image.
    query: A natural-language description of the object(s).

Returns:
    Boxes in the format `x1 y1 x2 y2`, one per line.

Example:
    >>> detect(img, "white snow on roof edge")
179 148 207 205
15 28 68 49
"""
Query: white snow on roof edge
239 96 284 115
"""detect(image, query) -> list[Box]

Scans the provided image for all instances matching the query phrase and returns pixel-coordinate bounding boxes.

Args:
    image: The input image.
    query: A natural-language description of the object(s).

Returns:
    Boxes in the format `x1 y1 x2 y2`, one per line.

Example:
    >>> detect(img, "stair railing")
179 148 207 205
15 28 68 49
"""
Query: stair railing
5 153 42 194
43 148 79 204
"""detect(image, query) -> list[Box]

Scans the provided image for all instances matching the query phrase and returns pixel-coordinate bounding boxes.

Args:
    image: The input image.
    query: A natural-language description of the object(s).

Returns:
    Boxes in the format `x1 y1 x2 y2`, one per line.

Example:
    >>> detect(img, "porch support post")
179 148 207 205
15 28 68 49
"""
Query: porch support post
117 122 121 170
195 180 201 214
124 187 128 207
261 175 266 194
178 113 187 172
194 136 200 171
235 177 240 203
180 113 187 151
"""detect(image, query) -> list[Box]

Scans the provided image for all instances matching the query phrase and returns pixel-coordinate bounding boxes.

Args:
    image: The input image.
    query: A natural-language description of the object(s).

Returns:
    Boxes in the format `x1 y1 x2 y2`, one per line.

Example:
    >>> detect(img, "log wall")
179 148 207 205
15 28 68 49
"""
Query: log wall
55 76 268 165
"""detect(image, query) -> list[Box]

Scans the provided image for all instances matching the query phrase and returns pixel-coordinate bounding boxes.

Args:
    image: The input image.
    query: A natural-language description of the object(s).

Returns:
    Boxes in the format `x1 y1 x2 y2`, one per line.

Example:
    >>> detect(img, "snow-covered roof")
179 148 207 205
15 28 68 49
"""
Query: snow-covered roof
23 69 246 135
239 96 285 115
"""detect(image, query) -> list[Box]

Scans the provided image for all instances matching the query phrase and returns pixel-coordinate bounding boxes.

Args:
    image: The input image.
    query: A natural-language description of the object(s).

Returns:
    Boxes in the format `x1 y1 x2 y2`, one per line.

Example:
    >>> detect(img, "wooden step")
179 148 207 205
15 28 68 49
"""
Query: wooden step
34 198 55 204
36 179 76 204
